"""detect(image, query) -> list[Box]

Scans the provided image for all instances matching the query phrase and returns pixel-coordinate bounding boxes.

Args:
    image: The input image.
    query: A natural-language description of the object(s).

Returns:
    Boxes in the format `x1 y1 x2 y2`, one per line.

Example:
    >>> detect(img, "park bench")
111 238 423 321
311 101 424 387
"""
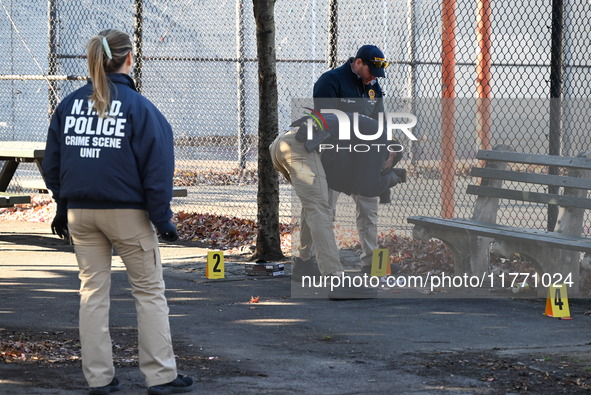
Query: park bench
407 147 591 296
0 141 42 207
172 187 188 198
0 192 31 208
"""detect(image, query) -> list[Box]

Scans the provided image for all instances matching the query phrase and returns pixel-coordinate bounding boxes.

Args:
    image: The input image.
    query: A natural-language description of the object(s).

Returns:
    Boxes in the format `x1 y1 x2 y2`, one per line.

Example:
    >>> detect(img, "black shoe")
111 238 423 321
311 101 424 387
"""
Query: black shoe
89 377 120 395
328 274 378 300
328 286 378 300
360 265 372 276
359 263 400 276
291 257 322 281
147 374 194 395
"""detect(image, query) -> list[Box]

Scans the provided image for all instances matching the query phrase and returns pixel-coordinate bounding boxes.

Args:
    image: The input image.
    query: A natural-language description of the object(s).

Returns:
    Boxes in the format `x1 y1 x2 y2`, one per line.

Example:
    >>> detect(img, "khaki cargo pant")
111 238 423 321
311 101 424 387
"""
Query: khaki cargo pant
328 191 379 267
68 209 177 388
269 127 343 275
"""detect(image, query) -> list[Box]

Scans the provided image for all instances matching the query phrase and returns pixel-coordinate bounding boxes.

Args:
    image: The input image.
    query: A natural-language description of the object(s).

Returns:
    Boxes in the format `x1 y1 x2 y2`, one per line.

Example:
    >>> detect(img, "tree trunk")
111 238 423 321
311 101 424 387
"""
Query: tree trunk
252 0 284 261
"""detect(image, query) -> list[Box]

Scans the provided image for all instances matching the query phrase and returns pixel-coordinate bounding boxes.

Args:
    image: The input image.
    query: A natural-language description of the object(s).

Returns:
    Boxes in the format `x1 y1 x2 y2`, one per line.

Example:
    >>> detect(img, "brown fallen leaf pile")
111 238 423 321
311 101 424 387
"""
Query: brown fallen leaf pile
0 330 140 366
0 195 53 222
380 230 454 274
173 211 295 250
0 332 80 364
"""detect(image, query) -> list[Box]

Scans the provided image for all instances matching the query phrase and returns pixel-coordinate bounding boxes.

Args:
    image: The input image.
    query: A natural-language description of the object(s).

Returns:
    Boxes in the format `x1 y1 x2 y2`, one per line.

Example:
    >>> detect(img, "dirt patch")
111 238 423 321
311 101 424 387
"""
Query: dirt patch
0 326 261 393
393 349 591 393
3 327 591 393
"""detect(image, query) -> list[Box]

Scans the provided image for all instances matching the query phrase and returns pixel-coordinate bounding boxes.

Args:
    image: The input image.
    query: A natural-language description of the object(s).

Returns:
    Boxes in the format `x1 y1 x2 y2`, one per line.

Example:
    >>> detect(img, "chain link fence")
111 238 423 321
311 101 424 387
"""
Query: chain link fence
1 0 591 236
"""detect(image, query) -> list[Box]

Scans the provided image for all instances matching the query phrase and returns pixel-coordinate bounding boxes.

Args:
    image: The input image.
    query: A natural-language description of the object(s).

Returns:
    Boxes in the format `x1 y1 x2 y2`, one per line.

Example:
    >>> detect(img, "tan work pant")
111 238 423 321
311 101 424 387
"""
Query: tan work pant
68 209 177 388
329 191 379 267
270 128 343 275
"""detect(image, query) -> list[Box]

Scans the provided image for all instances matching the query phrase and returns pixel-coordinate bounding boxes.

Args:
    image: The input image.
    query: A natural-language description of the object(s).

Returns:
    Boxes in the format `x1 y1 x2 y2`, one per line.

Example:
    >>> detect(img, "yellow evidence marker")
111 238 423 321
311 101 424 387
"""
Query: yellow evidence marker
544 284 571 319
371 249 390 277
206 251 225 279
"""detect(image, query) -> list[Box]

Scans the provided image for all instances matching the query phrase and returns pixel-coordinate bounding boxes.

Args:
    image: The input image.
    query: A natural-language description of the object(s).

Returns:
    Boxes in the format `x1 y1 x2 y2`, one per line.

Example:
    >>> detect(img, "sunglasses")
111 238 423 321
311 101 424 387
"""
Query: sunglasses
368 57 390 69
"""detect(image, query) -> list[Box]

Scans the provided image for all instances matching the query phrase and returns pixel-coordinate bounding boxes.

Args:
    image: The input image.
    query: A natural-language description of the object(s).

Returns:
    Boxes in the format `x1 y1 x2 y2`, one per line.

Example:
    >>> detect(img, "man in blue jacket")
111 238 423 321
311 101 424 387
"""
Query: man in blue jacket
313 44 387 120
313 45 397 273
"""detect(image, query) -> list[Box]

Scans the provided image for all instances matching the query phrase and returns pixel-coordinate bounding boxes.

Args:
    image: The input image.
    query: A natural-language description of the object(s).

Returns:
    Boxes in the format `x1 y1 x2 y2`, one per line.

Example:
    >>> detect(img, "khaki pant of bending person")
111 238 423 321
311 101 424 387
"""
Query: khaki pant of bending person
329 191 379 268
270 127 343 276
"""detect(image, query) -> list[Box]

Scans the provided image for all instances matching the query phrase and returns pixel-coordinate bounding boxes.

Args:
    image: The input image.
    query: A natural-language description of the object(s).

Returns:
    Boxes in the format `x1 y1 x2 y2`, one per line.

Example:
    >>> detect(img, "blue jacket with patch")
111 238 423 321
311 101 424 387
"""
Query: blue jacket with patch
313 58 385 119
43 73 175 228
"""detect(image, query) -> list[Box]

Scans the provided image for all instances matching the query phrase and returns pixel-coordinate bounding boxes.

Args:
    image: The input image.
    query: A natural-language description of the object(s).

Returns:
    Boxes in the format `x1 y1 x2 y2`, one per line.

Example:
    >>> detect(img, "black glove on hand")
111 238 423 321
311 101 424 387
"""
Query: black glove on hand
51 199 69 239
156 221 179 242
384 170 402 188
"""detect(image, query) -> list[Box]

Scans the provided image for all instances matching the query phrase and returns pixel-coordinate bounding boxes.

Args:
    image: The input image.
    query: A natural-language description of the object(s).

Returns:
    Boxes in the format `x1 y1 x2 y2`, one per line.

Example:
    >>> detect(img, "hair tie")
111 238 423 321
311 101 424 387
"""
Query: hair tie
102 36 113 60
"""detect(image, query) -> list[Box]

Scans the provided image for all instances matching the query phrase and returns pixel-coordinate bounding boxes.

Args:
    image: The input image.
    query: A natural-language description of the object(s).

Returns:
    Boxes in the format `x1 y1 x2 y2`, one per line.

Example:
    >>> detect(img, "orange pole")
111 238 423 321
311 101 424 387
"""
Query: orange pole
476 0 492 151
441 0 457 219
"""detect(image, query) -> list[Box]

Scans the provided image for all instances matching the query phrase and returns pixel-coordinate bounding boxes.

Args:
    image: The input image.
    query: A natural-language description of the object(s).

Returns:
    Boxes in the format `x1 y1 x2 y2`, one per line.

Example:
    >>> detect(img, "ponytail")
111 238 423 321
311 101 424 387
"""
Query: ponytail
86 29 132 117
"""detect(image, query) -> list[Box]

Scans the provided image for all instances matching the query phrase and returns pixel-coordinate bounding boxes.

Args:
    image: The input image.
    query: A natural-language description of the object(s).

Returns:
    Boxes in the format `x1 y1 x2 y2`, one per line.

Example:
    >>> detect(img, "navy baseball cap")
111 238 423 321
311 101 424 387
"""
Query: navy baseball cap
355 45 389 78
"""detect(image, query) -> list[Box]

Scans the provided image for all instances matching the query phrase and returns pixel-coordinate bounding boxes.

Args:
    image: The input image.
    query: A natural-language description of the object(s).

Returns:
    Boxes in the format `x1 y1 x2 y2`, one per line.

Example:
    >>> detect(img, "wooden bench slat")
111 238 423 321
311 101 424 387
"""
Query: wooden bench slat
0 193 31 207
466 185 591 209
471 167 591 190
0 142 45 160
19 180 187 198
172 187 187 197
20 180 49 193
476 150 591 170
408 216 591 254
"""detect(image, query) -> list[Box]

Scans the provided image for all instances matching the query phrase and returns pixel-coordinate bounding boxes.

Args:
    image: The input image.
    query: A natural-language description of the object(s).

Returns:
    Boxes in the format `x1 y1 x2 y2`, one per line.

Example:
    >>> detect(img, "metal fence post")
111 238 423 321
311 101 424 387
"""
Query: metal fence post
441 0 457 219
133 0 143 94
328 0 338 69
548 0 563 231
476 0 492 152
47 0 58 117
407 0 419 164
236 0 247 169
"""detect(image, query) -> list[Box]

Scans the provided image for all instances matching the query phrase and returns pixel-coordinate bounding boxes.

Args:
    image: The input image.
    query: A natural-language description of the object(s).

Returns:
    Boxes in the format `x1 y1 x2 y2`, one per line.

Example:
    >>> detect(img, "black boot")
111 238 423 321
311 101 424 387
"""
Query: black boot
291 257 322 281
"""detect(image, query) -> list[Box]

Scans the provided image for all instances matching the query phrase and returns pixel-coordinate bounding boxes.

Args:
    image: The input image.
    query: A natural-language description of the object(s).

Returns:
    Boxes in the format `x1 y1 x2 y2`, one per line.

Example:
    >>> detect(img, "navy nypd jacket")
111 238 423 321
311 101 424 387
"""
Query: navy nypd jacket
43 73 175 228
313 58 385 119
319 113 391 197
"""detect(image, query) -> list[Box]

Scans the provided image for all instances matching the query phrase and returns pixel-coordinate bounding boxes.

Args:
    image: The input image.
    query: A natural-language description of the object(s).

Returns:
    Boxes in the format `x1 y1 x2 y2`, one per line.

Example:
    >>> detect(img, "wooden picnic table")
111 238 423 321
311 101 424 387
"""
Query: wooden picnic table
0 140 187 198
0 141 44 207
0 141 45 192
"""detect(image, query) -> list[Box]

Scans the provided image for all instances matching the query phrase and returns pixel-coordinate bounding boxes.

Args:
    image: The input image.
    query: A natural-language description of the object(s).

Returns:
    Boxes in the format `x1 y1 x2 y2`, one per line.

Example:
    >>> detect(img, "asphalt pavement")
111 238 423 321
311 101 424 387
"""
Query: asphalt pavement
1 220 590 394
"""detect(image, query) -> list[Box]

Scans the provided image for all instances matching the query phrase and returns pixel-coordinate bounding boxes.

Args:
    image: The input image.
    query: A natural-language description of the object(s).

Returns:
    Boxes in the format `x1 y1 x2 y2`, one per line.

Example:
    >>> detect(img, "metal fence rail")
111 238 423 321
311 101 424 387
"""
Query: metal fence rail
1 0 590 236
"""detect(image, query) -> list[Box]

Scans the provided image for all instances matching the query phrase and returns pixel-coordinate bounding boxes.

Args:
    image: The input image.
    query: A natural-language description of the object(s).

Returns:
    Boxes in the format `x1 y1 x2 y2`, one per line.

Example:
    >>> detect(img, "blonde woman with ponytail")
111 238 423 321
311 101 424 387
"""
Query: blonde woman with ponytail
43 29 194 395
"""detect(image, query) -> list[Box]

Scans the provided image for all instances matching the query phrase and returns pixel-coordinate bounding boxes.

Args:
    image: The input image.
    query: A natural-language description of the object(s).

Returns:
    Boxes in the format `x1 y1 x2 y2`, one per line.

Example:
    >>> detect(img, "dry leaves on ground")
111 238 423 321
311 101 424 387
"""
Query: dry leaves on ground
0 331 80 364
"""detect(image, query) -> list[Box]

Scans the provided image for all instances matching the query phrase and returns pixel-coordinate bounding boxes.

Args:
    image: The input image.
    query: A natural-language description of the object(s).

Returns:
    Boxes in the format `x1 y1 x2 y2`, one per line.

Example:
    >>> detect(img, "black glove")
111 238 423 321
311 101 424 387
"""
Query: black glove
379 189 391 204
51 199 69 240
384 169 402 188
156 221 179 242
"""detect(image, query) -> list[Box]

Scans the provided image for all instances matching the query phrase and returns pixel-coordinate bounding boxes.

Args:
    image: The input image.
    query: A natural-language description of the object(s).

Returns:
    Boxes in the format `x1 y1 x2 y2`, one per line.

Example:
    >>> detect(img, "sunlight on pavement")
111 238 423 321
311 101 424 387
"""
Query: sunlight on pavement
231 318 308 326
